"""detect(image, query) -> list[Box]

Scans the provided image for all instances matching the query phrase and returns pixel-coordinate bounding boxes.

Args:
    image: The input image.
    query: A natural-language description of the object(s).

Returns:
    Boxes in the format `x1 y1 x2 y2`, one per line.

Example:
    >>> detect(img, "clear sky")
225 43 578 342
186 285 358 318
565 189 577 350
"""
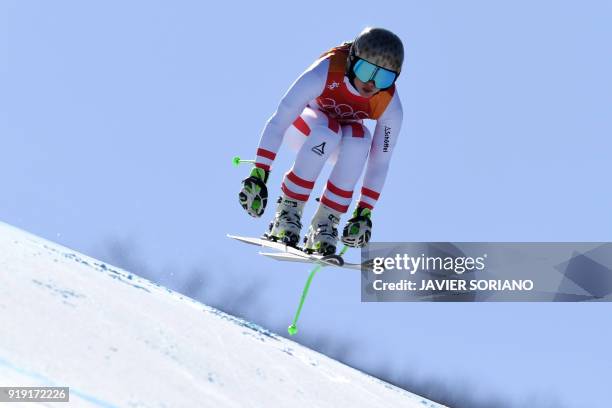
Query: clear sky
1 1 611 407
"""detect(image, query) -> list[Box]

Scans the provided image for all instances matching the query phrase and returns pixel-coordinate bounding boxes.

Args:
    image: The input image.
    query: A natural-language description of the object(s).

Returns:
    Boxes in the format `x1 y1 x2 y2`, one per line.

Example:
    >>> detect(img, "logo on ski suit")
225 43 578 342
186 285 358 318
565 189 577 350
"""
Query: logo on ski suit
318 98 369 120
311 142 326 156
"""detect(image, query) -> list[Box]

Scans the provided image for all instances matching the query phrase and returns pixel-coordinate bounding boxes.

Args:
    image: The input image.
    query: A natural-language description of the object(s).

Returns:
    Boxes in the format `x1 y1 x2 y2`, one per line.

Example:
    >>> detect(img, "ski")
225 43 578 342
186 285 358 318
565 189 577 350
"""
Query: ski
227 234 363 270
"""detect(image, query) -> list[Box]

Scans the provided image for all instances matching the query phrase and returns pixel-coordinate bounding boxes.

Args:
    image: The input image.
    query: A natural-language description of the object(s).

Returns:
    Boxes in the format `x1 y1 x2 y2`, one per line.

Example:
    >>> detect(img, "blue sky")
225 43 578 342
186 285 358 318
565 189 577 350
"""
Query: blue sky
1 1 611 406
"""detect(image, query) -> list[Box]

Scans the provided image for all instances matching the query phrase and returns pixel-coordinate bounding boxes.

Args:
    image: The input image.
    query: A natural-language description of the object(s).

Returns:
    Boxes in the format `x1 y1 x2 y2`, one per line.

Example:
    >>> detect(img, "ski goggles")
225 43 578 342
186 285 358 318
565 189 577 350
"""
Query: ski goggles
352 58 398 89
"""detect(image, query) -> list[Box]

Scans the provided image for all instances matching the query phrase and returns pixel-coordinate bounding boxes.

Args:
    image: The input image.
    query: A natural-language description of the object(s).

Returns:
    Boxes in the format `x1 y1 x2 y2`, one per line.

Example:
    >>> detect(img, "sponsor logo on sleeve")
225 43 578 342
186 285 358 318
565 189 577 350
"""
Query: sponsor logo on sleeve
383 126 391 152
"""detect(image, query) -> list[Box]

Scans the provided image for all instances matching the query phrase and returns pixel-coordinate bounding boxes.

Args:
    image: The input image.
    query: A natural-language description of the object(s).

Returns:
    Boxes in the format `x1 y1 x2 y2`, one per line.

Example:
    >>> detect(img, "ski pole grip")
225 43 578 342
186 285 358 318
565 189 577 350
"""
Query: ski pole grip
232 156 256 167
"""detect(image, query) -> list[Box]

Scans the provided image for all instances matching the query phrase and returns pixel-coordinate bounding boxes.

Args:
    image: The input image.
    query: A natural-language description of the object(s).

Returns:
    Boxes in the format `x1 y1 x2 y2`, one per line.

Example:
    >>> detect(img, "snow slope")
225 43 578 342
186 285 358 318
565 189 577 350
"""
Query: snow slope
0 221 447 408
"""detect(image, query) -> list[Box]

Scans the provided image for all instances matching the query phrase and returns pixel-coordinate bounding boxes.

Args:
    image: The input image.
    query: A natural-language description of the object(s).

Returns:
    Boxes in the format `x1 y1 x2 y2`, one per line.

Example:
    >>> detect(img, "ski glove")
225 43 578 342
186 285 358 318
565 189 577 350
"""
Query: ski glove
341 206 372 248
239 167 269 218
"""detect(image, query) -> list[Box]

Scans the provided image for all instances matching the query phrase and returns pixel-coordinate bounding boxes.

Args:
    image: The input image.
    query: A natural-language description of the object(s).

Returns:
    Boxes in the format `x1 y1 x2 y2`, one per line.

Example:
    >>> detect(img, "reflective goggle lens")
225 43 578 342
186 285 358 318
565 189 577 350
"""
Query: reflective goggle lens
353 59 378 82
371 67 397 89
352 59 397 89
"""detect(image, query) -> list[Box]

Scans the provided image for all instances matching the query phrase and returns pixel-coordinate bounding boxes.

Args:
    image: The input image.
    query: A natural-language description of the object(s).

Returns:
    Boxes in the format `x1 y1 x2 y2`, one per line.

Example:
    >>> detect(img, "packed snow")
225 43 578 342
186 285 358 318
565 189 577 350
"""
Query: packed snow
0 221 446 407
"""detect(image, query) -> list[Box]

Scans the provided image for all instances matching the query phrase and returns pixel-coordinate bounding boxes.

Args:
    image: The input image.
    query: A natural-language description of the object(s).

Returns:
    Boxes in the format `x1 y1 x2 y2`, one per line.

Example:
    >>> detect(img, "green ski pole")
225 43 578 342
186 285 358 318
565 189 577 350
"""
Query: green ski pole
288 245 349 336
232 155 255 167
231 155 349 336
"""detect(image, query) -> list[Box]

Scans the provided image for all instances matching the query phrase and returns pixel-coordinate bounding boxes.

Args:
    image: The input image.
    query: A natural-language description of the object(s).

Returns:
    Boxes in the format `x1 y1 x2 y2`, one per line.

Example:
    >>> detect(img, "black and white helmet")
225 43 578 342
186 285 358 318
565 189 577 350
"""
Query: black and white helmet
351 27 404 73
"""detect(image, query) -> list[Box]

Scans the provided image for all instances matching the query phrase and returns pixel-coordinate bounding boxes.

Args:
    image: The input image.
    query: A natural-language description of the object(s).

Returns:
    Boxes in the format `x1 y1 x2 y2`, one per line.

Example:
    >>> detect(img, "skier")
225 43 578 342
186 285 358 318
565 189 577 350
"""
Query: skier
239 27 404 255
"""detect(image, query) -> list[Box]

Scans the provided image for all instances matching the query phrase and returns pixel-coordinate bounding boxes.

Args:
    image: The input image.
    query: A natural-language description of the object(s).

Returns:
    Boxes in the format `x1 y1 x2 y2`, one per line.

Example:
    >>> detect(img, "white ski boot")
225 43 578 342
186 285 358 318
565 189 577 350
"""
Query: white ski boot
303 204 341 255
264 195 305 247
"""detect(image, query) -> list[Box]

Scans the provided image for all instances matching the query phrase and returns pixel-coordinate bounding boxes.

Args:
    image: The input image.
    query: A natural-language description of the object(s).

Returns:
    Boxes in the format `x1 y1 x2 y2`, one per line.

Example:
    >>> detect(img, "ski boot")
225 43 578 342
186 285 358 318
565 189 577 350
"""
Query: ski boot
303 204 341 256
264 195 304 247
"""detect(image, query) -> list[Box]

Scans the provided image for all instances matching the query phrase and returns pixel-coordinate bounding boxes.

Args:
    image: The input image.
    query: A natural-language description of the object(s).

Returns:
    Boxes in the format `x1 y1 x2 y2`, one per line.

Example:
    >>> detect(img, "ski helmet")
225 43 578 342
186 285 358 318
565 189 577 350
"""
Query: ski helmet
349 27 404 74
